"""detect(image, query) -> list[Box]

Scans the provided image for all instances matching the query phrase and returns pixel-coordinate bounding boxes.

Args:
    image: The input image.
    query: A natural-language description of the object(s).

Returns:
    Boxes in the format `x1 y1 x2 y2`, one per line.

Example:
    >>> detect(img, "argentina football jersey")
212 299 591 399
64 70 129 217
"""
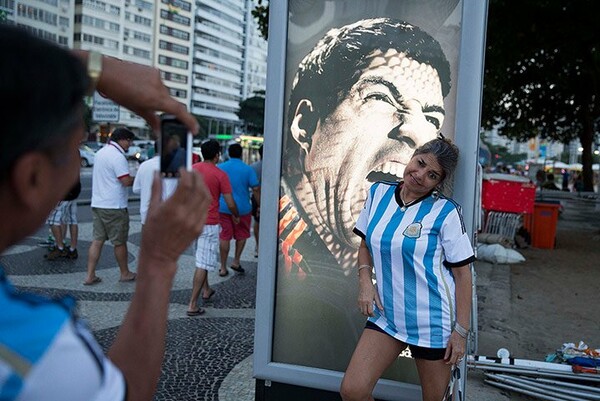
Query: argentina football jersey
353 181 475 349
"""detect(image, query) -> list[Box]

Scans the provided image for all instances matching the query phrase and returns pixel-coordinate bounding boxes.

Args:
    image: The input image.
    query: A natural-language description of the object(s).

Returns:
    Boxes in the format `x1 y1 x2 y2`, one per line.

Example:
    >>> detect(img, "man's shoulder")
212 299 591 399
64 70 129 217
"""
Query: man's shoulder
136 156 159 176
195 162 230 179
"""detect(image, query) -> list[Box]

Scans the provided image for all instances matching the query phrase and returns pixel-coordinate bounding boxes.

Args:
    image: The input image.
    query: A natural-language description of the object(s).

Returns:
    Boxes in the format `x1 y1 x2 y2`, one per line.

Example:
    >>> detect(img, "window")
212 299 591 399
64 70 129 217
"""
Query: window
159 24 189 41
17 5 58 25
161 70 188 84
161 0 191 13
158 55 188 69
160 9 190 26
159 40 189 55
168 88 187 98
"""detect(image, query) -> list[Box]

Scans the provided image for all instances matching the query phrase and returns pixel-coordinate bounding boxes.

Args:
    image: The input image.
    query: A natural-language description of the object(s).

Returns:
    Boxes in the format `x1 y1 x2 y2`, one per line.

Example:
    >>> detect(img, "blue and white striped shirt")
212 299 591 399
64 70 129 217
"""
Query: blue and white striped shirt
0 268 125 400
354 181 475 348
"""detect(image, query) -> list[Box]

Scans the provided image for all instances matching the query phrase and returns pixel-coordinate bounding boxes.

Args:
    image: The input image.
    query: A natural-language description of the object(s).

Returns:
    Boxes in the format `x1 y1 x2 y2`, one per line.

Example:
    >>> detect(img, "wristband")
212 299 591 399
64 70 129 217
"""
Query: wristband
454 322 469 339
357 264 372 276
87 51 103 95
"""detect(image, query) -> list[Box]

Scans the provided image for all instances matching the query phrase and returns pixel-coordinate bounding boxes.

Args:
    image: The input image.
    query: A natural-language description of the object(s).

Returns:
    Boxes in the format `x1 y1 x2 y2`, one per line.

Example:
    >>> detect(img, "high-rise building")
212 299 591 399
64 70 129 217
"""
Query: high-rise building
6 0 268 138
191 0 246 135
73 0 155 131
154 0 195 109
241 0 267 100
4 0 74 47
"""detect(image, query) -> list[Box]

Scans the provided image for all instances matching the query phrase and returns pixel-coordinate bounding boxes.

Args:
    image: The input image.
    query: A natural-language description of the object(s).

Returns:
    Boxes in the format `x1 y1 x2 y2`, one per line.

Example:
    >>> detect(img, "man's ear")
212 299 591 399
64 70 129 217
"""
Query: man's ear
290 99 317 155
10 152 52 211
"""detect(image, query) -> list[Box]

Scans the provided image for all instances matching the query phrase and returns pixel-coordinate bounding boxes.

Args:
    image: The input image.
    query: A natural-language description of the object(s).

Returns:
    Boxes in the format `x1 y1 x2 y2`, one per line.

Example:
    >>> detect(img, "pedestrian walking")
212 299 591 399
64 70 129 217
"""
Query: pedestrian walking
132 143 178 226
187 140 239 316
45 179 81 260
218 143 260 275
84 127 137 285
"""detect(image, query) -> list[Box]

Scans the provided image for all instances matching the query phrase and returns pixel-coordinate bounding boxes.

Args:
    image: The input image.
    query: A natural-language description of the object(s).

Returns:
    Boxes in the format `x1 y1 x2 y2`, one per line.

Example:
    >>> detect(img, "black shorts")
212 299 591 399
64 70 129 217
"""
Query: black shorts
365 321 446 361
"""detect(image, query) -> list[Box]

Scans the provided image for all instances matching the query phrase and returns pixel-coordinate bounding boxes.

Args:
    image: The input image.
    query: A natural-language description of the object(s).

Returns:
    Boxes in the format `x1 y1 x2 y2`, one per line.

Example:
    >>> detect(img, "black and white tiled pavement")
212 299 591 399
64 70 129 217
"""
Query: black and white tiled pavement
1 204 257 401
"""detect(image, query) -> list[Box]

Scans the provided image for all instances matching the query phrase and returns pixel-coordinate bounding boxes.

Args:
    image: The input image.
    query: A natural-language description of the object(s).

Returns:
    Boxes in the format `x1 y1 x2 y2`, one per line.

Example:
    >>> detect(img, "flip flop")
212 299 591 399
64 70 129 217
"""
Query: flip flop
230 265 245 274
119 273 137 282
83 277 102 286
186 308 205 317
202 289 216 300
218 270 229 277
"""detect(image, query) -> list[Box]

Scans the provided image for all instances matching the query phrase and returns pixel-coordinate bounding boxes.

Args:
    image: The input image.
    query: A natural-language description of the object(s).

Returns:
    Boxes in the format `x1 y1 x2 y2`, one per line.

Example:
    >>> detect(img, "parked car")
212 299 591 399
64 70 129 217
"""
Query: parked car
83 141 104 153
79 145 96 167
126 145 148 163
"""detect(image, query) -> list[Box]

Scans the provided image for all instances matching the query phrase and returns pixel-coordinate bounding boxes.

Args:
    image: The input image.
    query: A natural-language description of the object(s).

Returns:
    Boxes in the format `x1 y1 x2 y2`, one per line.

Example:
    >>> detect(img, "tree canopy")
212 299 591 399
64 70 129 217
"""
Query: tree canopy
237 90 265 135
482 0 600 190
251 0 269 40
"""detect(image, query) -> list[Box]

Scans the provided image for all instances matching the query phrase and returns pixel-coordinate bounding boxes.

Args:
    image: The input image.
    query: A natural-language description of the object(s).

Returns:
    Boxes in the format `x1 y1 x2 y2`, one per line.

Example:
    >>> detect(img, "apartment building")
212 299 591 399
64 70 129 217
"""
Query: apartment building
191 0 245 132
242 0 267 100
154 0 195 110
2 0 74 47
5 0 268 137
72 0 155 131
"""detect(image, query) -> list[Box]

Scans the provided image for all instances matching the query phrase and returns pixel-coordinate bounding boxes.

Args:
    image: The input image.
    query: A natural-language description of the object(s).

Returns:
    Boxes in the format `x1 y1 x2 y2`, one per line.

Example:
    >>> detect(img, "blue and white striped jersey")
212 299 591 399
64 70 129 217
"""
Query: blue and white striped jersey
354 181 475 349
0 268 125 401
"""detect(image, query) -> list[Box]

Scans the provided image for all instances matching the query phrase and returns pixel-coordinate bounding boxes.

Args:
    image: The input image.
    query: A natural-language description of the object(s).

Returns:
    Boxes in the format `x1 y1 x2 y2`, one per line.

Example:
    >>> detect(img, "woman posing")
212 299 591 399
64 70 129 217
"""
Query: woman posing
341 137 475 401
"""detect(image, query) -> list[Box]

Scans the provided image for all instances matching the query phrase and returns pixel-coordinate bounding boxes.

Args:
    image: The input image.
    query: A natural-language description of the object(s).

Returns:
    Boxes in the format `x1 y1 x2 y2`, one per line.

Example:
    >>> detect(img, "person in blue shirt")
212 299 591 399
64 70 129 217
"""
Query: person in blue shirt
218 143 260 276
0 25 210 400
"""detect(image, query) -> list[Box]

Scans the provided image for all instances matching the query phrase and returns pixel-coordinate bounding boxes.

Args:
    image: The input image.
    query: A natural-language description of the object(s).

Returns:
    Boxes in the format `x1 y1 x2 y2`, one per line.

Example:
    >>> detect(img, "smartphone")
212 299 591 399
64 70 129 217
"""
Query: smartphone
159 114 192 178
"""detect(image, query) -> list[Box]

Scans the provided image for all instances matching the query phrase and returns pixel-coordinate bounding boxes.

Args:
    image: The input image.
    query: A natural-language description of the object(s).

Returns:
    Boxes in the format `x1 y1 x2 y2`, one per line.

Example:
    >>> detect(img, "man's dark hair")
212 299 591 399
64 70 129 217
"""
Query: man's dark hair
201 139 221 160
228 143 243 159
288 18 451 128
0 25 89 183
258 144 263 159
111 128 135 142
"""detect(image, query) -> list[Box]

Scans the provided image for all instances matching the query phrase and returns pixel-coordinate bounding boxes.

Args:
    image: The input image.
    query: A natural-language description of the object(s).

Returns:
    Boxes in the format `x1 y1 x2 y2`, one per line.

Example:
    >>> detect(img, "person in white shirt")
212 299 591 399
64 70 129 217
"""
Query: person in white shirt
133 144 178 225
84 127 137 285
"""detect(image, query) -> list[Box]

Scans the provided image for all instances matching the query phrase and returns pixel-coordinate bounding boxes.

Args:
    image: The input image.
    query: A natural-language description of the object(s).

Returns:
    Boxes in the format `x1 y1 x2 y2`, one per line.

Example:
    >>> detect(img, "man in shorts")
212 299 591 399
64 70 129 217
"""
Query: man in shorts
218 143 260 275
84 128 137 285
45 179 81 260
187 140 239 316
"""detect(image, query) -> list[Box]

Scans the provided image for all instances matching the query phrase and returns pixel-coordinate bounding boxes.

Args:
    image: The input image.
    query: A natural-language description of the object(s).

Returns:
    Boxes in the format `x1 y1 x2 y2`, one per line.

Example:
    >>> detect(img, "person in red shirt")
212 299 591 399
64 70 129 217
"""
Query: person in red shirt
187 140 239 316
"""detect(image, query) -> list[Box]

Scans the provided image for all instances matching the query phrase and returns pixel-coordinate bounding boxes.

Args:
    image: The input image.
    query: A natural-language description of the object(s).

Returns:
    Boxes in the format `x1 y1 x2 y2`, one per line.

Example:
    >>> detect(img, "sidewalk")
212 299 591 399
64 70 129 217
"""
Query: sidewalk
3 193 598 400
2 210 258 401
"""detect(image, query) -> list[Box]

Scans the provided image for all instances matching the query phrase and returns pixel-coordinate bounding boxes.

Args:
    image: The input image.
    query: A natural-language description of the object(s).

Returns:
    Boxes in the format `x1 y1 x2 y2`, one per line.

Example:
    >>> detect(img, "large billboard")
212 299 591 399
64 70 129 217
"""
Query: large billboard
255 1 487 399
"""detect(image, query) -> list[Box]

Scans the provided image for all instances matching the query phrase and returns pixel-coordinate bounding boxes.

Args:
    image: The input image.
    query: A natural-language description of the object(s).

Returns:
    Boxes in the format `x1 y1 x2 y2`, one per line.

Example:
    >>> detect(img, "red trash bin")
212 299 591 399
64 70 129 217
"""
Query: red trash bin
527 203 560 249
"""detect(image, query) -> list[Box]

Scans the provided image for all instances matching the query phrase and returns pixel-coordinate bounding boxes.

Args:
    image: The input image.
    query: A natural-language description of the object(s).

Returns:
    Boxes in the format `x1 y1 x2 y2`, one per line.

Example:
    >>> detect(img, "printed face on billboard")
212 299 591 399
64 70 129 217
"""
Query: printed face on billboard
273 0 463 383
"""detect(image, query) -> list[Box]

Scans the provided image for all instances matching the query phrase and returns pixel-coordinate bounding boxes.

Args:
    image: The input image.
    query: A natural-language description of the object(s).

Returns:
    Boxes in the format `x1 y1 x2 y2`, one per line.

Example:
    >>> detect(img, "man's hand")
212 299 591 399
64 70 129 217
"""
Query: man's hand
140 169 210 278
76 51 199 134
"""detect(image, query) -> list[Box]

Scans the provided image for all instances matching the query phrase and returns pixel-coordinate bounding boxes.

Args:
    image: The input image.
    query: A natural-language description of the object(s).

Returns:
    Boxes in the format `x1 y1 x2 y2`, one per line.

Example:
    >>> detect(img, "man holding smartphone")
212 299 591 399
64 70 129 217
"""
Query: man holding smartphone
85 127 137 285
0 25 210 400
187 140 240 316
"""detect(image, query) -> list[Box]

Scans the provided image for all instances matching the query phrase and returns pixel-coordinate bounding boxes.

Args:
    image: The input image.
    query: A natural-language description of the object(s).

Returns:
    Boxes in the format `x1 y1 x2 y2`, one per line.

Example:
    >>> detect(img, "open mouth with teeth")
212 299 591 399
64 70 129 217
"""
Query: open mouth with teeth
366 161 405 183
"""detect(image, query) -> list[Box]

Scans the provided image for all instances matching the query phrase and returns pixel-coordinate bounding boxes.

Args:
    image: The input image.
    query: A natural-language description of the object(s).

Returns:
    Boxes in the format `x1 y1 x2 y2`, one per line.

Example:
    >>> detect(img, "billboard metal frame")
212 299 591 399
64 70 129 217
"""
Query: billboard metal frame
254 1 488 399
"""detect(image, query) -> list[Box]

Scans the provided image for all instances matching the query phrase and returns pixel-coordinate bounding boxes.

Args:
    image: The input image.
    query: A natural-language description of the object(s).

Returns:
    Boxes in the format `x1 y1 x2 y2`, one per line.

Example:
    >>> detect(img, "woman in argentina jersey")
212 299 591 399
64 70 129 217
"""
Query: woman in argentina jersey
341 138 475 401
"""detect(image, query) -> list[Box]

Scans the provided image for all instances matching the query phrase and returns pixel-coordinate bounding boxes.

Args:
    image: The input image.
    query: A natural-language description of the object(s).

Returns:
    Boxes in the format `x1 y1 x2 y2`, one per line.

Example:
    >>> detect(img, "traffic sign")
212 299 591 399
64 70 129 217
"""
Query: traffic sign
92 91 120 122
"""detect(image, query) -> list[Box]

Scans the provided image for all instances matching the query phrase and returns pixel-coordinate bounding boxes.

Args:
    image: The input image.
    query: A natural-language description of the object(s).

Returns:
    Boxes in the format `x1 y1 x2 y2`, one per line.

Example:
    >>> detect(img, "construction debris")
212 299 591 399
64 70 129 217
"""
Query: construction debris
468 344 600 400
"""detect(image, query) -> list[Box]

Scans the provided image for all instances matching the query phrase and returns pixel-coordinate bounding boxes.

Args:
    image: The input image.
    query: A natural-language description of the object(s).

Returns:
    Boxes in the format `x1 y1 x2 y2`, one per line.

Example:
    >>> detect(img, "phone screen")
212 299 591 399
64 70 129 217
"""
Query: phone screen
160 115 190 178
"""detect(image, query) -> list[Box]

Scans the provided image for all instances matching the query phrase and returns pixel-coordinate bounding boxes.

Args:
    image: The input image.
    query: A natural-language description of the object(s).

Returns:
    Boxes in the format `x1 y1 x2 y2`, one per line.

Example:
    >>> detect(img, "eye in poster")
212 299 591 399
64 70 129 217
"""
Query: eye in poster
255 0 487 398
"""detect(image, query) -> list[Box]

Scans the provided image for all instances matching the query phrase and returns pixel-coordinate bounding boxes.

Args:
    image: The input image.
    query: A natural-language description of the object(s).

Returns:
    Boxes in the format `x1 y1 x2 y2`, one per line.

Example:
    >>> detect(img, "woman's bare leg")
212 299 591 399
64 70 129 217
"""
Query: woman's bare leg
340 329 406 401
